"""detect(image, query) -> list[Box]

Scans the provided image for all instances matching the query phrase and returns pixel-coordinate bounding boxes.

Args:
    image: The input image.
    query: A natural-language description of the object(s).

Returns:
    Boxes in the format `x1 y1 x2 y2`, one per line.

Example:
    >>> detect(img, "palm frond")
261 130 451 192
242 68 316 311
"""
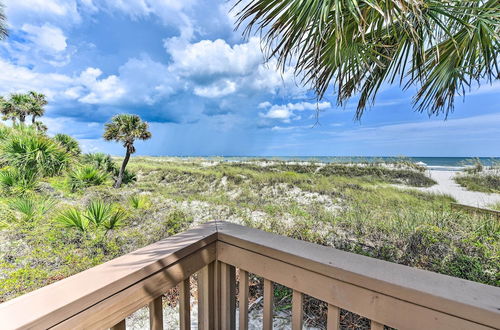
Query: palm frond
234 0 500 117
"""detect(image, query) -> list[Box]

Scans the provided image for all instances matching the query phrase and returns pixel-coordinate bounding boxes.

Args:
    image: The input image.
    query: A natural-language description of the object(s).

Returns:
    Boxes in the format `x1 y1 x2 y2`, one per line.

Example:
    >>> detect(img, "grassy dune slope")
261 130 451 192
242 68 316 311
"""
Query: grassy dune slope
0 158 498 305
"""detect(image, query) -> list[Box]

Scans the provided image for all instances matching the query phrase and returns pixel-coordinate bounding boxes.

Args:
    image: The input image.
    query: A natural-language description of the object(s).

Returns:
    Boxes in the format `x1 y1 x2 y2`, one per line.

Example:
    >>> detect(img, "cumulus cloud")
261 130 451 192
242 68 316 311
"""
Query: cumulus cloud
259 101 331 123
21 24 67 53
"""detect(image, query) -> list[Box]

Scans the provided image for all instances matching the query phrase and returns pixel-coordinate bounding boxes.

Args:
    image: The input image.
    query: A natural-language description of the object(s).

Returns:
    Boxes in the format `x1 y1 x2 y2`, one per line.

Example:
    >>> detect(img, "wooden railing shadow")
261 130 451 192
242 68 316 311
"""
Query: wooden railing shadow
0 221 498 330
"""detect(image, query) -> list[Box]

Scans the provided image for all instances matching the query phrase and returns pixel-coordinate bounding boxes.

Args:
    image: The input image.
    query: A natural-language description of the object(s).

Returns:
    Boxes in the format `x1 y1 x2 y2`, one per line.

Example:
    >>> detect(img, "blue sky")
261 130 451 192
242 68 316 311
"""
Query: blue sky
0 0 499 157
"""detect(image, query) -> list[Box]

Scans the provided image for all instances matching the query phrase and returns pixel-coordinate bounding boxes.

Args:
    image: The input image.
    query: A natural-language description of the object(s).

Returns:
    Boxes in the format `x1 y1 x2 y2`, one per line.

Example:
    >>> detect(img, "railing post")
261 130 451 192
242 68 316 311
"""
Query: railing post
179 278 191 330
219 262 236 330
149 296 163 330
291 290 303 330
263 279 273 330
327 304 340 330
198 262 216 329
238 269 249 330
110 319 126 330
371 321 384 330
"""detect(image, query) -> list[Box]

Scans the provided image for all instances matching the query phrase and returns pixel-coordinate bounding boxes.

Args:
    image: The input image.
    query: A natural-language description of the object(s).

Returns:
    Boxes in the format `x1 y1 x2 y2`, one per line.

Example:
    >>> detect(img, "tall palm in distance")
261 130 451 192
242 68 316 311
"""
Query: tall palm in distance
103 114 151 188
28 91 47 124
234 0 499 118
1 93 30 124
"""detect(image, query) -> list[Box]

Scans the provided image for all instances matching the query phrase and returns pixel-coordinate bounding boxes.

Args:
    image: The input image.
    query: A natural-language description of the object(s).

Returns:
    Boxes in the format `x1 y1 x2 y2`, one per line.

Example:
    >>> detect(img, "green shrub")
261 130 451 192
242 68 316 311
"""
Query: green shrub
56 208 88 232
82 153 117 173
8 197 37 221
129 195 150 209
53 133 81 156
102 208 127 231
119 168 137 185
0 129 70 177
67 165 108 192
84 200 112 227
455 173 500 193
0 167 39 195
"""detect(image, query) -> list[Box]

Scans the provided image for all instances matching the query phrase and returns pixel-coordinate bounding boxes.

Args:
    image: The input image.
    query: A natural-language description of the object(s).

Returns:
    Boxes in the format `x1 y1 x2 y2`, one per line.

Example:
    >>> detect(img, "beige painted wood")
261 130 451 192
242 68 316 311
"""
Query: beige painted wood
0 222 218 330
218 242 492 330
219 262 236 330
327 304 340 330
263 279 273 330
238 269 249 330
198 262 216 330
292 290 303 330
216 222 500 329
179 278 191 330
371 321 384 330
149 296 163 330
111 319 126 330
52 243 216 330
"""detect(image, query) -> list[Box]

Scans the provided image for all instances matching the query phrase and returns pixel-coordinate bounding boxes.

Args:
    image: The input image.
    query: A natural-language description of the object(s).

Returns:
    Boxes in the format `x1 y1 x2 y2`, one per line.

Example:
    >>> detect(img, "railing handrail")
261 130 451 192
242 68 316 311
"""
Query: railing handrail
0 224 217 329
0 221 499 329
217 222 500 328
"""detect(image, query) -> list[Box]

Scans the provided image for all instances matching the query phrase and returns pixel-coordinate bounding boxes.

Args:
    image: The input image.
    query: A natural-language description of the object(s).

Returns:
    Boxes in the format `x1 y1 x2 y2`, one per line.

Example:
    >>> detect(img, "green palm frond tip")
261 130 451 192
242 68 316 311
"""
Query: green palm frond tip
233 0 500 118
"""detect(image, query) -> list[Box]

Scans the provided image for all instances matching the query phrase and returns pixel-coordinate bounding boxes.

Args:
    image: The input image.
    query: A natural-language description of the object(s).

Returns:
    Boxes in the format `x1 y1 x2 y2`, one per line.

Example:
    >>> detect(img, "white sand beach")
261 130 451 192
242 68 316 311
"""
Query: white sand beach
414 170 500 207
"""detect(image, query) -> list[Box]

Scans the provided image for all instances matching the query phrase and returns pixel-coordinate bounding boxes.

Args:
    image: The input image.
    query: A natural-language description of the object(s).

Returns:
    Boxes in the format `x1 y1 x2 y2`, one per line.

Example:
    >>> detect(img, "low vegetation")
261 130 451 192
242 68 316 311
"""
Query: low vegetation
455 159 500 193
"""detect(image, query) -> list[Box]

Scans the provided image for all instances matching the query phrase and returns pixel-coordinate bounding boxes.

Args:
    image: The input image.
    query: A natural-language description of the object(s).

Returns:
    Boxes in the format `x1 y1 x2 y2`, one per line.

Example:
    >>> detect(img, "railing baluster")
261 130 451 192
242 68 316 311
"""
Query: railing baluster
149 296 163 330
198 263 215 330
291 290 303 330
238 269 249 330
110 319 126 330
327 304 340 330
263 279 273 330
219 262 236 330
179 278 191 330
371 321 384 330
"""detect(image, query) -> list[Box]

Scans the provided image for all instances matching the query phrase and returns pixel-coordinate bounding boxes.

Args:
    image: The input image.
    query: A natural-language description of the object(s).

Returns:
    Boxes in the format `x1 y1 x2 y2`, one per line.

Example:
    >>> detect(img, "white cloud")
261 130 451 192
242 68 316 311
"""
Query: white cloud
259 101 331 122
21 24 67 53
168 38 263 78
4 0 81 27
194 80 237 98
0 58 72 99
77 68 125 104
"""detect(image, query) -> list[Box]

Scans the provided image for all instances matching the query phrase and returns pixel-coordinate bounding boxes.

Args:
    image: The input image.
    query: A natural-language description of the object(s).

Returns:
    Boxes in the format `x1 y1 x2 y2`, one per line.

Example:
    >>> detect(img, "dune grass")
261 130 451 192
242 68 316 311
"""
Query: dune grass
0 157 498 304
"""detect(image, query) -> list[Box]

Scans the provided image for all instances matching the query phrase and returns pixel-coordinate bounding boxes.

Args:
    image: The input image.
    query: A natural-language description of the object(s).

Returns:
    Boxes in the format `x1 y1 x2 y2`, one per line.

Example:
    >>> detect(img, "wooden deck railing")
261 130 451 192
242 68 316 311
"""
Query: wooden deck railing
0 221 499 329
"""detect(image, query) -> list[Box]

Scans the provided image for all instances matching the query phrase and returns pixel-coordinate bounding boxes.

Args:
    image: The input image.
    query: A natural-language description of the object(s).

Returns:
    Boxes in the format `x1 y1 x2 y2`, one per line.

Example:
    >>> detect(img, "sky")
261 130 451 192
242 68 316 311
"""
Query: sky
0 0 499 157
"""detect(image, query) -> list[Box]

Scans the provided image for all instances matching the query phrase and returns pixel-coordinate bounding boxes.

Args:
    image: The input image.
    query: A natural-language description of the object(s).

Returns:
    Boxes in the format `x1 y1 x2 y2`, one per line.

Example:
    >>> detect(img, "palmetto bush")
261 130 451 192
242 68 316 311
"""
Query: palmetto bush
82 153 117 173
56 208 88 232
82 152 136 185
0 167 39 195
67 165 108 192
0 129 70 177
53 133 81 156
55 200 127 234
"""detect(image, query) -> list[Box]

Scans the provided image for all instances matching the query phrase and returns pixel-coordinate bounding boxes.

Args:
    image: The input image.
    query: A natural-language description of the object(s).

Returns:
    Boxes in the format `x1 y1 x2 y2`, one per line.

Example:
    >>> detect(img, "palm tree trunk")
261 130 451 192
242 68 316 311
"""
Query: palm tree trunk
114 146 132 188
32 115 36 124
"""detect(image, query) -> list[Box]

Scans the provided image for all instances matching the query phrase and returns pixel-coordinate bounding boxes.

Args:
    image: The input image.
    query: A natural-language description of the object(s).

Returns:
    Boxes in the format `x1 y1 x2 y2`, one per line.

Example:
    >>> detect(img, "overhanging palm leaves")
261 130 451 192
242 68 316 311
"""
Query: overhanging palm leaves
234 0 500 118
0 1 7 40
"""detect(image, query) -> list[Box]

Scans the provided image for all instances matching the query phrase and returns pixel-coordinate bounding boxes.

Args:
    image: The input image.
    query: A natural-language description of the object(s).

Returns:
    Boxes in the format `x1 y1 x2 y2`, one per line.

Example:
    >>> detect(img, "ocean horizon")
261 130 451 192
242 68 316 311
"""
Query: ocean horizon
143 156 500 170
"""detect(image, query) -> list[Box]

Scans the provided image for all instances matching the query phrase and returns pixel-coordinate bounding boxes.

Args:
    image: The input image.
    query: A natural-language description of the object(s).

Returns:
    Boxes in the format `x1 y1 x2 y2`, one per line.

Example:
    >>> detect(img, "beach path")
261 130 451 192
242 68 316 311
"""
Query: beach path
412 170 500 207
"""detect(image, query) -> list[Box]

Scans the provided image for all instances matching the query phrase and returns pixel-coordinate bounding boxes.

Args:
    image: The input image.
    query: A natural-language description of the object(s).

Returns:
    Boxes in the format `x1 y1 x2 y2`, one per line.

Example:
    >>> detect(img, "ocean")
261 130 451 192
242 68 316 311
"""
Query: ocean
212 156 500 171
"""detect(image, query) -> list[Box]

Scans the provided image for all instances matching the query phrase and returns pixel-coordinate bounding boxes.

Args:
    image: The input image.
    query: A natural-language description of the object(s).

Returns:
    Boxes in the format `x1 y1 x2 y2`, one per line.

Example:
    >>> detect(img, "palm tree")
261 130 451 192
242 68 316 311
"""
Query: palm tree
0 1 7 41
6 93 30 124
103 114 151 188
234 0 499 118
27 91 47 124
1 94 30 124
